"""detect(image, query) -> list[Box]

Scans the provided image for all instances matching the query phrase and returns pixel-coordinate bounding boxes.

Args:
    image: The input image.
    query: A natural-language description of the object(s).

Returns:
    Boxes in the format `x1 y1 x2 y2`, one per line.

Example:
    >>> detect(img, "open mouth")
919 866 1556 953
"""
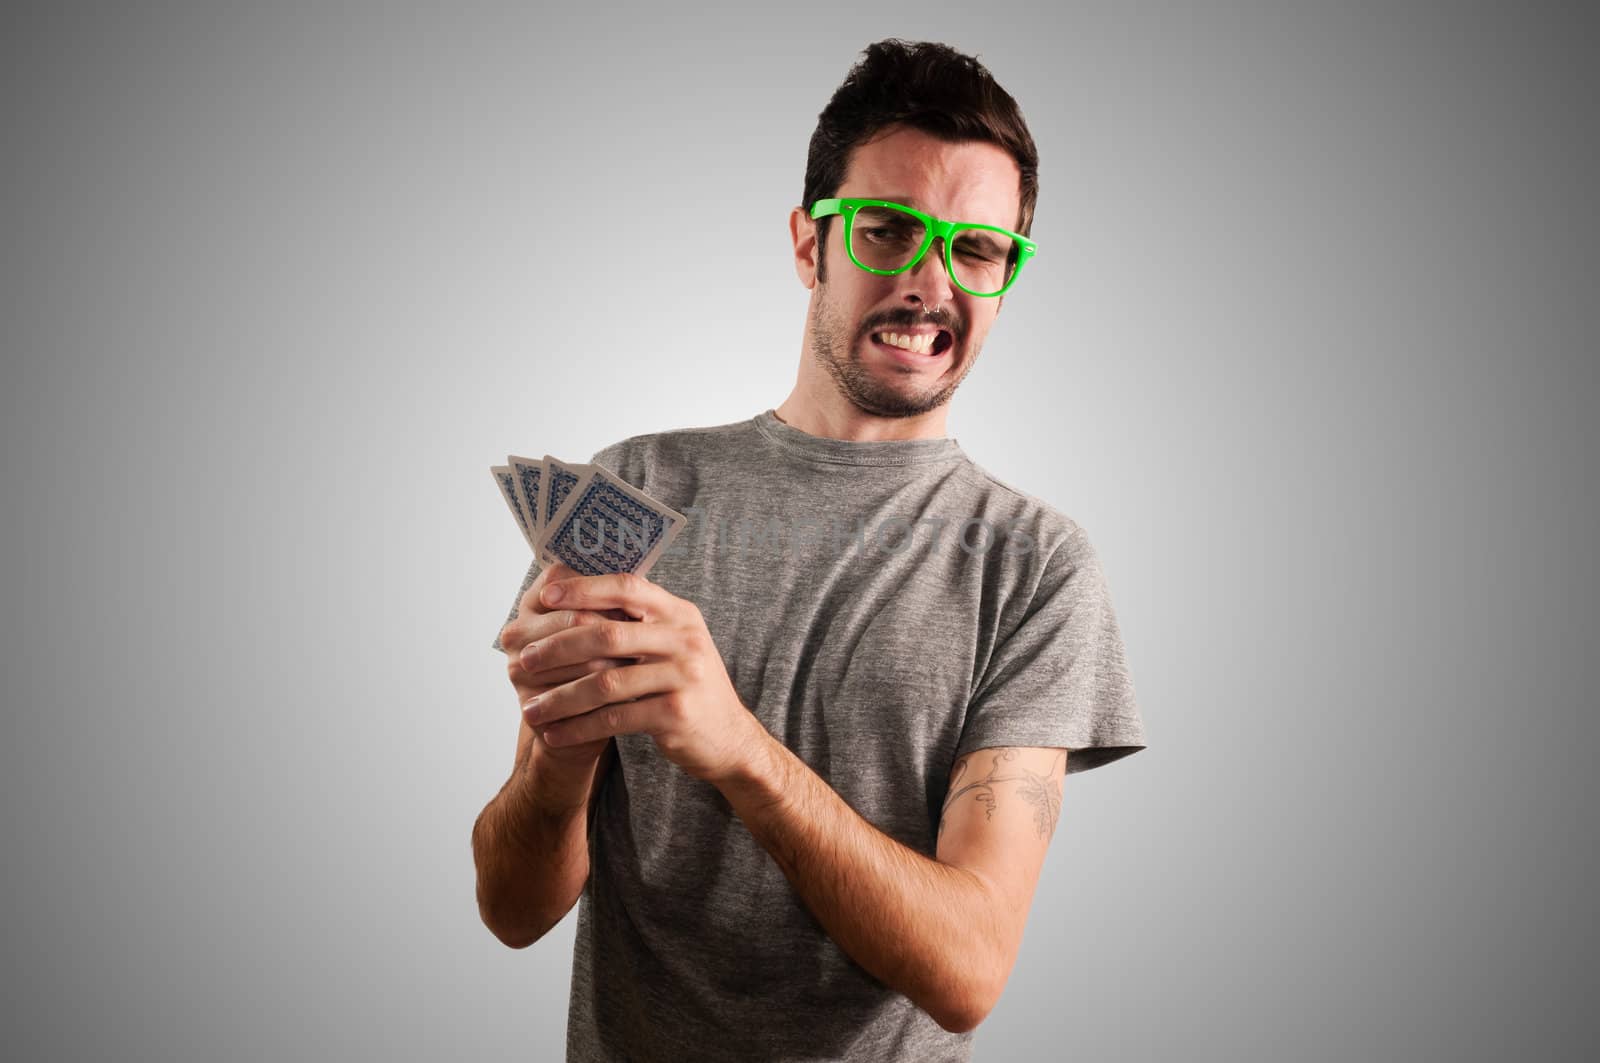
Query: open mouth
870 329 954 357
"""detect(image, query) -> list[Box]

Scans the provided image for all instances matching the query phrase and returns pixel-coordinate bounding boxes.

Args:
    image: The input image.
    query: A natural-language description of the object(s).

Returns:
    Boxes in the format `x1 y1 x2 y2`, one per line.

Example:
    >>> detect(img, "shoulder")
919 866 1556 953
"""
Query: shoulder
590 415 755 491
951 456 1096 573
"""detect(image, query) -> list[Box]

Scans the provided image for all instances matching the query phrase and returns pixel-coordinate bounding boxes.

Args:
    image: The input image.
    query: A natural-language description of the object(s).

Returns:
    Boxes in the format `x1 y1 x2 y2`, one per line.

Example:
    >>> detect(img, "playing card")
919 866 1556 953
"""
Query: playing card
489 465 538 550
538 455 589 535
535 461 686 577
507 454 544 541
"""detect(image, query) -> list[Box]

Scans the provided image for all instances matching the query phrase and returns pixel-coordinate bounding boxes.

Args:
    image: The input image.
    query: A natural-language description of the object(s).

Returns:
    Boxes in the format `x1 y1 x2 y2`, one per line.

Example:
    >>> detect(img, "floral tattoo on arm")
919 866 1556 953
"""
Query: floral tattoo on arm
938 747 1067 841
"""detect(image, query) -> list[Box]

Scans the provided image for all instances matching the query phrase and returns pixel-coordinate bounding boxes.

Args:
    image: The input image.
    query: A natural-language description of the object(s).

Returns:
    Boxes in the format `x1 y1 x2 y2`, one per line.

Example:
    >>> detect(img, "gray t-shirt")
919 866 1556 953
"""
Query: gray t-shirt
490 409 1146 1061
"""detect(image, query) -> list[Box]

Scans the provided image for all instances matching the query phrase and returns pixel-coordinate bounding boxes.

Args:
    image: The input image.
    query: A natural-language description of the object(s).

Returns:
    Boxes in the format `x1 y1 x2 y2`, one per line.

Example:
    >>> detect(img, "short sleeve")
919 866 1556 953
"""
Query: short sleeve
955 525 1147 775
489 558 541 653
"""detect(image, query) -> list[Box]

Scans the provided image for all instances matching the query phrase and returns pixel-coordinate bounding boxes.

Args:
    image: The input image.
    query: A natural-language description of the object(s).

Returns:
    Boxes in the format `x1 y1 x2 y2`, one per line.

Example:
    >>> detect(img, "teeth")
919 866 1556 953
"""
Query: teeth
875 331 938 354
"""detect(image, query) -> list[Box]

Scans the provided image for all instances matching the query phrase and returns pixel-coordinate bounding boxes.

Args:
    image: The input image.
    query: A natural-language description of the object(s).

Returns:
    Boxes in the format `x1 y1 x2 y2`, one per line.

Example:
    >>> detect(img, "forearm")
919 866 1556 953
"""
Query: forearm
472 751 592 949
715 724 1001 1033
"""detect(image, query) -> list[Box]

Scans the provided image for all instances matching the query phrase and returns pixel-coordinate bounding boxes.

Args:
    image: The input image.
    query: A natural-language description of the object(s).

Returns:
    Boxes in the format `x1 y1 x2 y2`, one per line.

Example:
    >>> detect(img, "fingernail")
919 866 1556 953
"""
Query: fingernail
523 695 542 723
543 583 564 604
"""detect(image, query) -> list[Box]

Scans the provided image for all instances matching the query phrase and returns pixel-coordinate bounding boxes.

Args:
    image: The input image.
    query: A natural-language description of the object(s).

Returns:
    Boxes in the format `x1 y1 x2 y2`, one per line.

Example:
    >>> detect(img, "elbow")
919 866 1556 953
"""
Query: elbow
933 939 1006 1034
477 894 537 950
475 880 559 950
934 998 985 1030
933 1005 983 1036
489 927 537 950
935 871 1014 1033
478 901 550 950
929 965 1000 1035
497 932 539 951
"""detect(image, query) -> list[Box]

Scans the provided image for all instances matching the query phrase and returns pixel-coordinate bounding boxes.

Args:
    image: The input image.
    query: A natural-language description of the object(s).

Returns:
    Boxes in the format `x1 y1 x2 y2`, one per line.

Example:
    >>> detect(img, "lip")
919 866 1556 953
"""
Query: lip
868 331 951 369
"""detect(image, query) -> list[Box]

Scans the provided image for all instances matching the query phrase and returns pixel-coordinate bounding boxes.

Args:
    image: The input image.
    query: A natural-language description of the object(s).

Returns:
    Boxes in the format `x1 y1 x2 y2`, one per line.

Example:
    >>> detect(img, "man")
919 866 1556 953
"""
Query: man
474 39 1147 1062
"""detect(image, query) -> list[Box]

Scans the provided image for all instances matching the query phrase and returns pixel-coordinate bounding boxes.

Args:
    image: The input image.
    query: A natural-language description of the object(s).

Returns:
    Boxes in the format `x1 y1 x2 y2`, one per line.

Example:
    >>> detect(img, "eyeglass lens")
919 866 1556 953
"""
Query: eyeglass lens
850 204 1019 295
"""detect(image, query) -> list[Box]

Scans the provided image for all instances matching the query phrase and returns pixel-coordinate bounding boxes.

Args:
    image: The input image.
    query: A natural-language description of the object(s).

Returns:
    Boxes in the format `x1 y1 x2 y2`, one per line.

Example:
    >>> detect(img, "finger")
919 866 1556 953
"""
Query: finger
509 650 575 690
523 655 636 689
542 692 672 747
501 603 628 661
523 659 682 727
518 565 554 616
518 562 580 616
520 616 679 674
511 653 616 694
522 606 613 644
507 653 540 696
540 570 683 622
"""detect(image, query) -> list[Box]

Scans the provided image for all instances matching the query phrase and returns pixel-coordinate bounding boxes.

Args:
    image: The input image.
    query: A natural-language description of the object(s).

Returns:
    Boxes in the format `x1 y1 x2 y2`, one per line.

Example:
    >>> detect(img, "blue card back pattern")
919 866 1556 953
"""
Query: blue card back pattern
545 464 582 527
546 475 676 576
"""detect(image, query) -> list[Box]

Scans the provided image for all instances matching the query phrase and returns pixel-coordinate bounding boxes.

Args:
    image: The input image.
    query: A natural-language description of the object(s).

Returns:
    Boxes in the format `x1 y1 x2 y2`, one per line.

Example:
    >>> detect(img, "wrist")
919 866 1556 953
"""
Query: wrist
712 713 791 812
515 744 592 822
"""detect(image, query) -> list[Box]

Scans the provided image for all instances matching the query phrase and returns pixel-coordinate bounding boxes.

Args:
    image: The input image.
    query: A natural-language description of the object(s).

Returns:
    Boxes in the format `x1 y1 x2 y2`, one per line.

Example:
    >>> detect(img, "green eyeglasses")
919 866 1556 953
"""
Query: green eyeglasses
810 197 1037 297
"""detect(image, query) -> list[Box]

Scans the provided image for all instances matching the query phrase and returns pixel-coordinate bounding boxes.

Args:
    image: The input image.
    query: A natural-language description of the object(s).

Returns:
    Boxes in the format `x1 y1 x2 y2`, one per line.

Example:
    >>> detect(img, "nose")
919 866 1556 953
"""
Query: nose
898 235 956 310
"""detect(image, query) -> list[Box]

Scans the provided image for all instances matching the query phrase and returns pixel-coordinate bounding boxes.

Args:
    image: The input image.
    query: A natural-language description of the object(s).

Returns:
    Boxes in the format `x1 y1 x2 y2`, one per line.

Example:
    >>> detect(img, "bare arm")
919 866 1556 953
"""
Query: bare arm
714 725 1003 1035
472 720 615 948
472 562 626 948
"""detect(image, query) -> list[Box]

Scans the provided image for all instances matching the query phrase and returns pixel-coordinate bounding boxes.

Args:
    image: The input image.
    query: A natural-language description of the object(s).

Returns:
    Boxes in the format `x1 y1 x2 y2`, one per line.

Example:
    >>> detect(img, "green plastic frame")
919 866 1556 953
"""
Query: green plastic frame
809 197 1037 297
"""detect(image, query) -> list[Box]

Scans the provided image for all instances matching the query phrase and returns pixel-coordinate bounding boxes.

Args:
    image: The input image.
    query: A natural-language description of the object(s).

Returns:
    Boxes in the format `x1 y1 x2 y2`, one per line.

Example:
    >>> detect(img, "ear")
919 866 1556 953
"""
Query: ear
790 206 819 290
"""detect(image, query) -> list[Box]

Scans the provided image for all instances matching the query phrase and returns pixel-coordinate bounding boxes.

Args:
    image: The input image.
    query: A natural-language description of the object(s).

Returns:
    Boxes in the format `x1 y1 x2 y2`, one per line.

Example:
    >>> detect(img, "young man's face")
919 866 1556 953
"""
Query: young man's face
791 124 1024 419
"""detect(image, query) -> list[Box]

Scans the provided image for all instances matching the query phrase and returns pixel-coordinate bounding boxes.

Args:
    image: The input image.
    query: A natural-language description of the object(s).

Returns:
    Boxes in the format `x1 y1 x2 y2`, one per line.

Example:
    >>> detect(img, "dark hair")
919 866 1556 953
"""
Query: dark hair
802 39 1039 282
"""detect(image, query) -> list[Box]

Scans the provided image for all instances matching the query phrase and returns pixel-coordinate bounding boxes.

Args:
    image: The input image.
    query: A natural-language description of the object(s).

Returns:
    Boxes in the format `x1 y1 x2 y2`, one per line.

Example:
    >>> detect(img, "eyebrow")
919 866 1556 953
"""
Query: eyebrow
874 196 1005 229
876 195 930 213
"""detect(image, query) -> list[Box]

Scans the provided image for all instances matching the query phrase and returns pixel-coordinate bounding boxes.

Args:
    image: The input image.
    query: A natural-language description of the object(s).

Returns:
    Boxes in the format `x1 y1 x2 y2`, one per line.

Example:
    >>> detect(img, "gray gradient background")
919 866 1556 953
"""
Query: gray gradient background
2 2 1594 1061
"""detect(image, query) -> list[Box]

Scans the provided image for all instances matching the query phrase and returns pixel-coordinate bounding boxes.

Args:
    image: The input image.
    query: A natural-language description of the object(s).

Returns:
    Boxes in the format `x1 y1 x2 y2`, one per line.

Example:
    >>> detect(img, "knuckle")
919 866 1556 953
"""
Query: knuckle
521 580 549 613
602 706 625 733
680 655 707 684
599 621 627 654
544 610 577 634
593 667 623 699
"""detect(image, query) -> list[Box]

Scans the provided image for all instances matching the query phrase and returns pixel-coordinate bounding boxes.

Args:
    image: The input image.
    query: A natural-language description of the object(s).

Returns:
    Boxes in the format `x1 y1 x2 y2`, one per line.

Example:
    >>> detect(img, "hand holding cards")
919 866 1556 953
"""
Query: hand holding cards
488 449 763 786
490 453 686 579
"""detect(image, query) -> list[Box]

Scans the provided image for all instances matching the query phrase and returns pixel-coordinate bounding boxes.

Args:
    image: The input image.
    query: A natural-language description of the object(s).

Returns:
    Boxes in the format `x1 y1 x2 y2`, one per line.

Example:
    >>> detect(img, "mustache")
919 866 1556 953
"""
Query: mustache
865 312 959 336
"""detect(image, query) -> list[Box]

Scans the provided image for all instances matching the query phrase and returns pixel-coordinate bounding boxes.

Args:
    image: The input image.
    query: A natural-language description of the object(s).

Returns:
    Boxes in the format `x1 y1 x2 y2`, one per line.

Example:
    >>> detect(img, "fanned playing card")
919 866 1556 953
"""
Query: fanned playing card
489 465 538 550
535 461 686 577
507 454 544 541
538 455 589 536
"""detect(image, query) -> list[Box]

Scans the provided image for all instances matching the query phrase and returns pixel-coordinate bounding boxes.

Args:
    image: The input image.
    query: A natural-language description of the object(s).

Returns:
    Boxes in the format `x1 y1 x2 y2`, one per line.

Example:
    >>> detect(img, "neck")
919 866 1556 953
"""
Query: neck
773 386 951 443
